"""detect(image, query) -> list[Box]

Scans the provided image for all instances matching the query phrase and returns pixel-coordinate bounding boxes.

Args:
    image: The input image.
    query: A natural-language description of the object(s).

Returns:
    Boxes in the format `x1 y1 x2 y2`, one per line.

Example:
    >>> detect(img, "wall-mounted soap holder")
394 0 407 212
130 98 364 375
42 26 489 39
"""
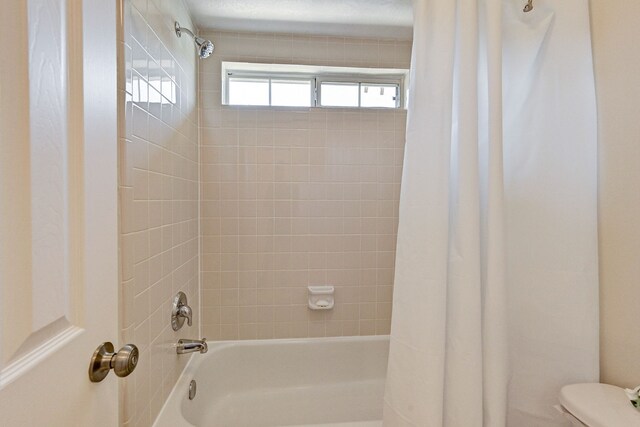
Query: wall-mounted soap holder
308 286 334 310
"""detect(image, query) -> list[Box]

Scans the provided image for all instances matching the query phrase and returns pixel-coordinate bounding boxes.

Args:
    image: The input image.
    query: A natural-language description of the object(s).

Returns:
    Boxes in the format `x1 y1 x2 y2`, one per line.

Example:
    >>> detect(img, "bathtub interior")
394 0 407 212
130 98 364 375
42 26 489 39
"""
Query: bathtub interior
173 336 389 427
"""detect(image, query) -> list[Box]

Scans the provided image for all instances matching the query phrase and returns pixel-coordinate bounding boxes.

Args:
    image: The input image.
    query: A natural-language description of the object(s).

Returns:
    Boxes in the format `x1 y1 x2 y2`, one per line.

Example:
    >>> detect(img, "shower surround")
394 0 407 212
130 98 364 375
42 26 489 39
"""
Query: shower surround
119 2 411 423
198 30 412 340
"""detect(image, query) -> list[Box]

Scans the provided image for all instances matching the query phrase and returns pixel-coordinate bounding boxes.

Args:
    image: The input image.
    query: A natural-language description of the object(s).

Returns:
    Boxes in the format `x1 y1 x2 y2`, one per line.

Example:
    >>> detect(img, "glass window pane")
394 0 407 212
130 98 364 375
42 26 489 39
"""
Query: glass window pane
360 84 398 108
320 82 359 107
228 77 269 106
271 79 312 107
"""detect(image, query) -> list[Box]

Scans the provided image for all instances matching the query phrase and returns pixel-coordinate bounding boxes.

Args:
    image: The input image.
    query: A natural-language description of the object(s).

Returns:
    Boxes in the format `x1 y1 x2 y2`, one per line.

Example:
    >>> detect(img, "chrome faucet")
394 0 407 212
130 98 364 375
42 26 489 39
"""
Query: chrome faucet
176 338 208 354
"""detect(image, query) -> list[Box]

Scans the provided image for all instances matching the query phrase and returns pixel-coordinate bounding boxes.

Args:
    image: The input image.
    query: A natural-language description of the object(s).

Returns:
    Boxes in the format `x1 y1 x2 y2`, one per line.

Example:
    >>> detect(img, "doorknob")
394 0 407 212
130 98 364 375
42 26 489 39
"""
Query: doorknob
88 342 139 382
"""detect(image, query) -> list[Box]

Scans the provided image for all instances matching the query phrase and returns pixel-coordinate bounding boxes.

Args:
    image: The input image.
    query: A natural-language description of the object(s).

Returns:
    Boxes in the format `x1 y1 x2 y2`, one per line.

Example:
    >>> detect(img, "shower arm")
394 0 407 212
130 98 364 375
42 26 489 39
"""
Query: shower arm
175 22 196 40
174 21 214 59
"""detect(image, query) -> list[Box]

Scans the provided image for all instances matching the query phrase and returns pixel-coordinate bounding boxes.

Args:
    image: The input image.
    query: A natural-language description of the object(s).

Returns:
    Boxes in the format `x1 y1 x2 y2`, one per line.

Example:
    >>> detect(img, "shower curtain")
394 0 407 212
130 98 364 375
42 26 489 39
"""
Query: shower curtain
383 0 598 425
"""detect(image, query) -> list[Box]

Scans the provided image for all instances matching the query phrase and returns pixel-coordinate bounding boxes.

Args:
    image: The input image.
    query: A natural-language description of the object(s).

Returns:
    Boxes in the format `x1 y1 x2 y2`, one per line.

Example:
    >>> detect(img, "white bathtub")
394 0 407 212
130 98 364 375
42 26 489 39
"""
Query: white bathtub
154 336 389 427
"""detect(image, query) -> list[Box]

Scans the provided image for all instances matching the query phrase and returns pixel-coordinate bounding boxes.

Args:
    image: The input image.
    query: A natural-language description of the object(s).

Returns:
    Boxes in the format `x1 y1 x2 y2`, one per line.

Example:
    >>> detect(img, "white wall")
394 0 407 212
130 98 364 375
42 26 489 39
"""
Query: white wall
591 0 640 387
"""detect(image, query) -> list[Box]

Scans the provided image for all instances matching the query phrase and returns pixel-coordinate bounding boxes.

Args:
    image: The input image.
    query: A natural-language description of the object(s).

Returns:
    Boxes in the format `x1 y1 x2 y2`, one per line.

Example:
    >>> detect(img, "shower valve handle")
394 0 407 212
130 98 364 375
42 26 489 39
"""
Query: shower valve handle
178 304 193 327
171 291 193 331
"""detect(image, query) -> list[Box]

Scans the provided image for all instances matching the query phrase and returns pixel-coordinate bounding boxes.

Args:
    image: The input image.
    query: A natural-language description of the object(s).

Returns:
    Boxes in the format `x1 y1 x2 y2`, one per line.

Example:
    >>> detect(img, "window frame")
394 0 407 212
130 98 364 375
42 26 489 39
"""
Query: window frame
222 62 407 109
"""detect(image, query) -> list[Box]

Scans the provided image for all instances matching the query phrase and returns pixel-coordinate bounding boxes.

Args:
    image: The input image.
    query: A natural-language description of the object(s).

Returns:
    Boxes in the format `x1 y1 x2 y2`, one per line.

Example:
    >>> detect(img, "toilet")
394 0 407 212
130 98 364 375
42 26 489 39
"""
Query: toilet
558 383 640 426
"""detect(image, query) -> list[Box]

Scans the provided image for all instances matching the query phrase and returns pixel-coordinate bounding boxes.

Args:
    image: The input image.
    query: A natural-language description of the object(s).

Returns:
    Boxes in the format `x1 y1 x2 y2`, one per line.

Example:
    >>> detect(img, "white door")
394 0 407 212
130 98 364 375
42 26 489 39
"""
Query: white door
0 0 120 425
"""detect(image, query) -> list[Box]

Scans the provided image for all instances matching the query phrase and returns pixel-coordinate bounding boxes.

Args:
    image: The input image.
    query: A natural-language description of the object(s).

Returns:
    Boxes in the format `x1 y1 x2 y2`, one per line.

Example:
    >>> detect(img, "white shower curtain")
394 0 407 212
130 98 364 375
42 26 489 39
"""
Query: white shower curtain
383 0 598 425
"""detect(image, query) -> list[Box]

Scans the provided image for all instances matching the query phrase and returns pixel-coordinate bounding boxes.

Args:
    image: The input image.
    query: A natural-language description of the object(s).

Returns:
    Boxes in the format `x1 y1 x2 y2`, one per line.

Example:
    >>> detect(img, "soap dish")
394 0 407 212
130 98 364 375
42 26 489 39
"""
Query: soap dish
308 286 334 310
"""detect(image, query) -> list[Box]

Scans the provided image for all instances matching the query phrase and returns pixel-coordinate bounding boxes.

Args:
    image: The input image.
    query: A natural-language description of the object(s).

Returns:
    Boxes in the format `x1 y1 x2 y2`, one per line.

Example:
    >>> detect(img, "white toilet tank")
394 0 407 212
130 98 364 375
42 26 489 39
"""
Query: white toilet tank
559 383 640 427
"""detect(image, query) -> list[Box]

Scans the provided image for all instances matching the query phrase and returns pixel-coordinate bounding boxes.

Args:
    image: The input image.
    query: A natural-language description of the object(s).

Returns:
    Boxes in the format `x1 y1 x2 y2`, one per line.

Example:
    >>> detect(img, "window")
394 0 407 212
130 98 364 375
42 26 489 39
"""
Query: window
319 81 400 108
228 76 313 107
222 62 408 109
228 77 269 106
319 82 359 107
271 79 313 107
360 83 399 108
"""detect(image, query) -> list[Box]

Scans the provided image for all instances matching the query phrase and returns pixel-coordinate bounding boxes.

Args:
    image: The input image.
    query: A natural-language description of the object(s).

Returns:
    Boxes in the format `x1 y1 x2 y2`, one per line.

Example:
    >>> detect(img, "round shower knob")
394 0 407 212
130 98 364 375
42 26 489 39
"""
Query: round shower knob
88 342 139 382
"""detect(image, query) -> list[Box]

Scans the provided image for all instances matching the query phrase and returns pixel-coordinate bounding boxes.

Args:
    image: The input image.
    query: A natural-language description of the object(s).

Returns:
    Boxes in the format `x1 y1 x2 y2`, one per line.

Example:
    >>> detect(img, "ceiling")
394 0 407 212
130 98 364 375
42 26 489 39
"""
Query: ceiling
184 0 413 39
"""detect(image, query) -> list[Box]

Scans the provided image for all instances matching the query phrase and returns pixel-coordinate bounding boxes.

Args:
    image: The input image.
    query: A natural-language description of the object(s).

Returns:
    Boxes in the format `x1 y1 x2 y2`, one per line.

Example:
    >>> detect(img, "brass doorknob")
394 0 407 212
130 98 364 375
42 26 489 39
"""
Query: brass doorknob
89 342 139 382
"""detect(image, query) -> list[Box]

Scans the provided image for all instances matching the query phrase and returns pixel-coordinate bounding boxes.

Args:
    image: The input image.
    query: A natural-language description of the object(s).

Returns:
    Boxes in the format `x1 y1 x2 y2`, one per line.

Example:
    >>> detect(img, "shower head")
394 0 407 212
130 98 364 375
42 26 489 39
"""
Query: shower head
523 0 533 12
175 21 214 59
195 37 214 59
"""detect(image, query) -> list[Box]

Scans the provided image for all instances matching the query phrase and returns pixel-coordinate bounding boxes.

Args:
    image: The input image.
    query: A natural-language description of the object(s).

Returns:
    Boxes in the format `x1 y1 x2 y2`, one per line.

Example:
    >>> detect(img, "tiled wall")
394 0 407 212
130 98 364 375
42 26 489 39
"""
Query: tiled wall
198 31 411 340
118 0 198 426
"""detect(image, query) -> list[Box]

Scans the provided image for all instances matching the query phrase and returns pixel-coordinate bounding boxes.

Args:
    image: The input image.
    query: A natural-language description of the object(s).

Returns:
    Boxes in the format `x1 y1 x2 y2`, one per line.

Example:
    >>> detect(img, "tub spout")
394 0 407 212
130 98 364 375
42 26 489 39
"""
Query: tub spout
176 338 208 354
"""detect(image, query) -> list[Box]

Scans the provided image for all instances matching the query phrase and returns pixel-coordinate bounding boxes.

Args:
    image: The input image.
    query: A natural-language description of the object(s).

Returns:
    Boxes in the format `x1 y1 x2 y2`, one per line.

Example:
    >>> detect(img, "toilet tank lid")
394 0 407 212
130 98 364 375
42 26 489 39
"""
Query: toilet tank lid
560 383 640 427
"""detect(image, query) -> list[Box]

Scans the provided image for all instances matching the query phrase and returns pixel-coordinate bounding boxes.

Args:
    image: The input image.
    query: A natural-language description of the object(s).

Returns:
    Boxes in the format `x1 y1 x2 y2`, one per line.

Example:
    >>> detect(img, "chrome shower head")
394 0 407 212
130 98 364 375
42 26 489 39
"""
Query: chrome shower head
195 37 214 59
175 21 214 59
